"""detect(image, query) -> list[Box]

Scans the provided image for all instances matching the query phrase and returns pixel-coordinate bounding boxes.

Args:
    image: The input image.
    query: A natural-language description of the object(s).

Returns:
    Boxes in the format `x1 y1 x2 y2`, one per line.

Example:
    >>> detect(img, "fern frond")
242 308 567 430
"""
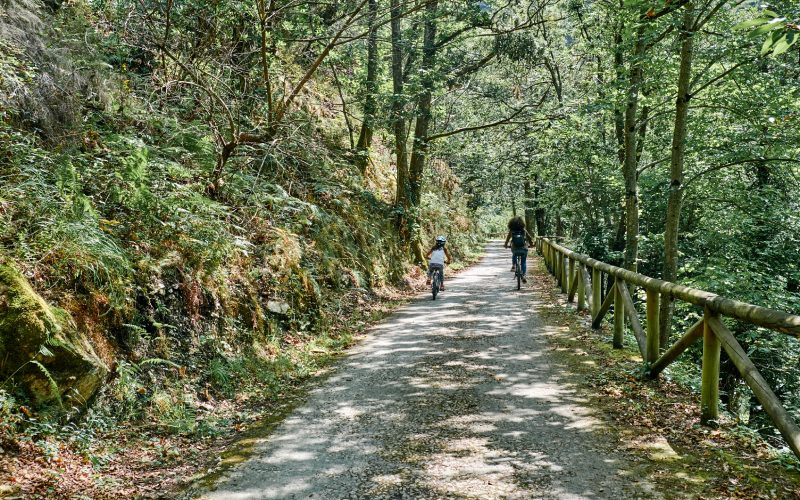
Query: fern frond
138 358 181 370
29 361 63 409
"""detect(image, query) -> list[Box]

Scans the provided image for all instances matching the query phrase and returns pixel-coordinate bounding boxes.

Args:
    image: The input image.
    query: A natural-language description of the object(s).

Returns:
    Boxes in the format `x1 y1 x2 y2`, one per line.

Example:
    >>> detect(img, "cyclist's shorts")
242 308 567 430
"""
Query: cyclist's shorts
427 263 444 277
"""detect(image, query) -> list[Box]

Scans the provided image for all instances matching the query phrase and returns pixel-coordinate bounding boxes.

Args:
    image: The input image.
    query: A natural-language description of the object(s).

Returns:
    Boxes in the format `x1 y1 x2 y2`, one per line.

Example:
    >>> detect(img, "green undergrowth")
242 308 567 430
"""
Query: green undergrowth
531 258 800 497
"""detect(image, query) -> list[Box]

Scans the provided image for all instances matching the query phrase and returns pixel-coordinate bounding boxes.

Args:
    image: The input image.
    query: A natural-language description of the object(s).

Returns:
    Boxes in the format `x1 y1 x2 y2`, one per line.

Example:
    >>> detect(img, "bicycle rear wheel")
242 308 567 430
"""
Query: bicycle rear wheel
515 256 521 290
432 270 439 300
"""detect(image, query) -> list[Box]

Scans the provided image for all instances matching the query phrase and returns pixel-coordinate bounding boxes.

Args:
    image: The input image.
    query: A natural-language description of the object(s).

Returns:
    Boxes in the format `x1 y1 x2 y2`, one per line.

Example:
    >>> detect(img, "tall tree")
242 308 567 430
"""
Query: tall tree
406 0 439 262
355 0 380 174
390 0 409 211
659 2 696 346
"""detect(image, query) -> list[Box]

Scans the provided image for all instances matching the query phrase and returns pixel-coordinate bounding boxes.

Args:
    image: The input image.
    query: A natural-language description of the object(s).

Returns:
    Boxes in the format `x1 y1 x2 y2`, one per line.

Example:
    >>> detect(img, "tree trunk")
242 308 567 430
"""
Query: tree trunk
622 25 646 273
355 0 379 174
613 26 625 166
534 174 547 236
511 192 517 217
611 205 626 254
390 0 409 228
636 103 650 165
609 17 625 255
523 179 536 236
555 212 564 240
407 0 438 208
257 0 275 123
406 0 438 262
330 63 355 150
660 3 695 347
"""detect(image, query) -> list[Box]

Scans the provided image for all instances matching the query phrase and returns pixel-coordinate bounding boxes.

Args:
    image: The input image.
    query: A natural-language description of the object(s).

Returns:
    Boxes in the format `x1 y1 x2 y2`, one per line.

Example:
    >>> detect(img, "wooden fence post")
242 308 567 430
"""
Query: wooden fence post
552 248 560 285
560 255 568 293
567 258 576 302
577 265 586 311
647 318 704 379
701 307 721 424
592 267 601 320
646 289 660 364
660 291 671 343
617 282 647 357
708 316 800 458
552 248 558 281
545 243 550 272
541 242 546 270
613 281 624 348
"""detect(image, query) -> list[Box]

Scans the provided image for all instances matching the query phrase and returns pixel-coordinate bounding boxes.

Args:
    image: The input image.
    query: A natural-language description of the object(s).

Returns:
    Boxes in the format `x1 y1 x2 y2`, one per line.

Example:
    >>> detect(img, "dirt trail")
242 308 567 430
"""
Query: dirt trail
201 242 657 499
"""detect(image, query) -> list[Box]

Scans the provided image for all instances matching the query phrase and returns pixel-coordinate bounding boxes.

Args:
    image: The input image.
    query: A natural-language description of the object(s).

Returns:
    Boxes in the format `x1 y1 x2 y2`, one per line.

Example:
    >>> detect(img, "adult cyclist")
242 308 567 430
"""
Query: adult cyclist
504 217 534 283
425 236 452 290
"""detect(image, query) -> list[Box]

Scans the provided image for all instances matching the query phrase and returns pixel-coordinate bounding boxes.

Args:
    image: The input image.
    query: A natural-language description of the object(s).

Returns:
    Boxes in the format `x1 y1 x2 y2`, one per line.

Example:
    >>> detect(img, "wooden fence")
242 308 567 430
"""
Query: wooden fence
536 237 800 459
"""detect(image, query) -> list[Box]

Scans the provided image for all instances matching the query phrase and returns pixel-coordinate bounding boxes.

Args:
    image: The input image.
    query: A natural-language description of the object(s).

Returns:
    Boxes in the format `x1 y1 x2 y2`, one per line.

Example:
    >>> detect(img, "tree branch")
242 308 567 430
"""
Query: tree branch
683 158 800 190
427 91 551 141
446 51 497 88
689 61 746 97
273 0 370 126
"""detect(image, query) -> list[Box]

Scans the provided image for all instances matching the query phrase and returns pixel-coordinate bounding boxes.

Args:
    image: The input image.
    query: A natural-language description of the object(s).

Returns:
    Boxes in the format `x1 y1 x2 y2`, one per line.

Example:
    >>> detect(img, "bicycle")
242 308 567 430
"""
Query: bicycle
513 251 524 290
431 265 444 300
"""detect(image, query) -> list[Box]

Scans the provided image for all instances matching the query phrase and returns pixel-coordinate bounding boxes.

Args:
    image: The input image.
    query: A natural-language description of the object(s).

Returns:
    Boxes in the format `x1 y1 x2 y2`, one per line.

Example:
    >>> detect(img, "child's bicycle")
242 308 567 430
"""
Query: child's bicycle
431 266 444 300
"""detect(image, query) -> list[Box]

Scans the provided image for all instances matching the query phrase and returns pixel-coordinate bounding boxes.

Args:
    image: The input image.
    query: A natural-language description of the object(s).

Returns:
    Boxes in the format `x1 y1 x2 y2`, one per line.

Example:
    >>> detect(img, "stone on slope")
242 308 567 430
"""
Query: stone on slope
0 259 108 407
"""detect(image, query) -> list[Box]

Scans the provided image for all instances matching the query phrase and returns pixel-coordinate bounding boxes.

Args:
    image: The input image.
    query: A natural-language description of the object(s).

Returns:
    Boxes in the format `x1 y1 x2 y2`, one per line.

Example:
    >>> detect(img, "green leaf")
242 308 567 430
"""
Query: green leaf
771 31 797 57
749 18 786 38
761 9 779 18
761 32 779 55
733 17 769 31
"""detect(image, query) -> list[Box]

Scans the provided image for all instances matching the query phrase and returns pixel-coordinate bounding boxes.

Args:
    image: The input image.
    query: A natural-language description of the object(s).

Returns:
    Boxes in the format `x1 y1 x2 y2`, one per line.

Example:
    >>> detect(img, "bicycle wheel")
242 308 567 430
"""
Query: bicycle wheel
515 256 521 290
432 270 439 300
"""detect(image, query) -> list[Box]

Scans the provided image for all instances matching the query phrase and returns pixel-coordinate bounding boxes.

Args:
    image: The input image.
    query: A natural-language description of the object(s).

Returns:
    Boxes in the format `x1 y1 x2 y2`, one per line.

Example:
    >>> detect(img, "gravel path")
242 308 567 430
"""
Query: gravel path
203 242 655 499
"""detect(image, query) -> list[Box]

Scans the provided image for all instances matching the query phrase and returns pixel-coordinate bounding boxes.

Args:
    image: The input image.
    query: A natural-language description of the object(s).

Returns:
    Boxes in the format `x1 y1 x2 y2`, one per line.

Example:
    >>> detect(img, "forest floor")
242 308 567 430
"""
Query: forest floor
193 241 800 499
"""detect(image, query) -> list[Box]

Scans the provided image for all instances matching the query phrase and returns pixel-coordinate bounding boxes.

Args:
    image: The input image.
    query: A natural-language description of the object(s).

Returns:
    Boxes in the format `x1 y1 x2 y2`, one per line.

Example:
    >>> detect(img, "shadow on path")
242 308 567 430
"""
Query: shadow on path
202 242 656 499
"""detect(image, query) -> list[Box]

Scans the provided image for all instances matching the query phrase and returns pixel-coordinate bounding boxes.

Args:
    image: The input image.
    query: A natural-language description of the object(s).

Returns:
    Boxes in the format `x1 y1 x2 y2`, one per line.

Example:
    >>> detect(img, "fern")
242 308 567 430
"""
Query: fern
28 361 63 409
1 359 62 409
38 344 55 358
137 358 181 370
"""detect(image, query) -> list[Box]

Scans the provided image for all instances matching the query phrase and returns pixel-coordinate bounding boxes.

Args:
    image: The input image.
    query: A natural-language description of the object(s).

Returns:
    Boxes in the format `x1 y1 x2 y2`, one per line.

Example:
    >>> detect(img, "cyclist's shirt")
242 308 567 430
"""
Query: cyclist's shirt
510 230 527 249
429 248 446 265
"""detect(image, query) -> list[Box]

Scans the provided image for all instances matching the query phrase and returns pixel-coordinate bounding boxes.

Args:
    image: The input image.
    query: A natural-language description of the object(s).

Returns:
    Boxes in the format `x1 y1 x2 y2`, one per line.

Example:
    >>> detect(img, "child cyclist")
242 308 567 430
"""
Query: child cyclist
504 217 534 282
425 236 452 290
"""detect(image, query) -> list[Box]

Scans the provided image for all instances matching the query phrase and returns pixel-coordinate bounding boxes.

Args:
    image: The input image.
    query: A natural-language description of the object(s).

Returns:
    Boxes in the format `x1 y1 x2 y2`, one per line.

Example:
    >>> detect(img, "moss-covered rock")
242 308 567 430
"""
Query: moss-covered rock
0 260 108 407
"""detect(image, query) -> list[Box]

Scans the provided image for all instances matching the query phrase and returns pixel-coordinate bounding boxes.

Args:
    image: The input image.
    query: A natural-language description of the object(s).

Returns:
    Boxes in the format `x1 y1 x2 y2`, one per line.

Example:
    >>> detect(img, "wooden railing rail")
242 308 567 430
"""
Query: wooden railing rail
535 237 800 459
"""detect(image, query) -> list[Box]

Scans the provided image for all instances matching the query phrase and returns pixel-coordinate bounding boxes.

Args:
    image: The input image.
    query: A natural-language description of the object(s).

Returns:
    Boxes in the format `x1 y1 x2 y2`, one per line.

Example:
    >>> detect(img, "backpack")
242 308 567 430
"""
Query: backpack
511 230 526 248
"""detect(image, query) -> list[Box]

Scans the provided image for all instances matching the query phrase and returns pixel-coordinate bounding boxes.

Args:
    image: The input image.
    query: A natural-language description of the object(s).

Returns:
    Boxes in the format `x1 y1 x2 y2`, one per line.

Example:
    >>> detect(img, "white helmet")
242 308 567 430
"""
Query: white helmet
435 235 446 243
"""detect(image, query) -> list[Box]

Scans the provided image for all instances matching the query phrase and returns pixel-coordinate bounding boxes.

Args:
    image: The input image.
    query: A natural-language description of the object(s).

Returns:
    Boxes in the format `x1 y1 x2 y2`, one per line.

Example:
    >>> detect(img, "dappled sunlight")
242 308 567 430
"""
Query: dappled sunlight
627 435 681 462
204 242 650 499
